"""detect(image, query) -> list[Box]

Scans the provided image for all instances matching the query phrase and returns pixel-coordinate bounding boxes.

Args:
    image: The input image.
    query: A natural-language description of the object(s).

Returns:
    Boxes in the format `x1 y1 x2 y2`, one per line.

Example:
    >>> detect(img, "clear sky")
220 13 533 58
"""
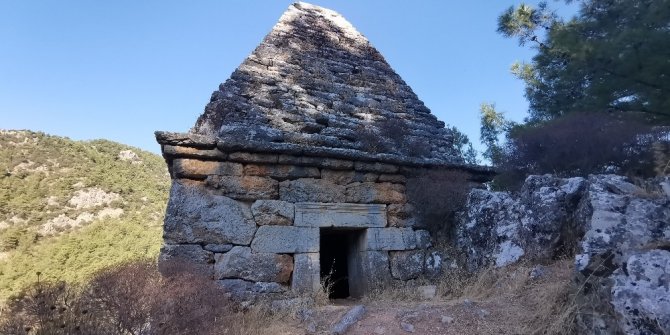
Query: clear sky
0 1 576 154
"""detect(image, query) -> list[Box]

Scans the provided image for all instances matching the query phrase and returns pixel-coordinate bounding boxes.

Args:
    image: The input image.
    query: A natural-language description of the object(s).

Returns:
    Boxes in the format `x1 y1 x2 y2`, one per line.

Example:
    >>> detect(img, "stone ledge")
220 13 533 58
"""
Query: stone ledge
154 131 496 180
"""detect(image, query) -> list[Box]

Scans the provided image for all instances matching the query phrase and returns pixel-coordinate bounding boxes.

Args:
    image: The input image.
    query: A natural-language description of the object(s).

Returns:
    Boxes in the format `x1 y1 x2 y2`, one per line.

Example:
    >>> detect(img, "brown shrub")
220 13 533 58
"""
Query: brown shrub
0 261 231 335
406 169 472 241
494 112 666 190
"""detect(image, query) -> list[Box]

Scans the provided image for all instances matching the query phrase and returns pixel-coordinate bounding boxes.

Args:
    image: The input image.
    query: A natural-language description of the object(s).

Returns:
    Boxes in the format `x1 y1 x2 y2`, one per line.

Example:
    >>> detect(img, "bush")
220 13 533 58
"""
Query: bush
0 261 231 335
494 112 665 190
406 169 472 241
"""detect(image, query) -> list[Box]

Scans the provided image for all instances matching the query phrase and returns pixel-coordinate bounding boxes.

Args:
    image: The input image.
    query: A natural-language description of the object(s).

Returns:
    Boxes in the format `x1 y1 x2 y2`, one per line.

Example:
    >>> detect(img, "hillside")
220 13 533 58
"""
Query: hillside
0 130 169 299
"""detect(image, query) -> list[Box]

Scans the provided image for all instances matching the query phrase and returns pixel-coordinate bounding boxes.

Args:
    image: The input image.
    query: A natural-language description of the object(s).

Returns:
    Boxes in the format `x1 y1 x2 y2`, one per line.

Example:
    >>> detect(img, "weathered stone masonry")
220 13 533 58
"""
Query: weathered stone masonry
155 2 492 300
156 132 474 297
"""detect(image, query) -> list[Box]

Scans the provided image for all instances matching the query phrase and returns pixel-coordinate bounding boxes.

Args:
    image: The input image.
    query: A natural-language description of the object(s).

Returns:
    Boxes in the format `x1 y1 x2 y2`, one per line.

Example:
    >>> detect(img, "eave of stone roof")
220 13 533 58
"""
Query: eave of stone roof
155 131 496 182
188 2 464 166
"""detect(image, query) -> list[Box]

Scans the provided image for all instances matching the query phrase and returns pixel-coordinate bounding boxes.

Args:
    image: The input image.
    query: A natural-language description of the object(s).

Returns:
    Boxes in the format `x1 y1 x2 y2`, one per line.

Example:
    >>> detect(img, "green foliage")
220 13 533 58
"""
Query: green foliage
0 130 168 301
448 126 479 165
479 103 514 165
499 0 670 121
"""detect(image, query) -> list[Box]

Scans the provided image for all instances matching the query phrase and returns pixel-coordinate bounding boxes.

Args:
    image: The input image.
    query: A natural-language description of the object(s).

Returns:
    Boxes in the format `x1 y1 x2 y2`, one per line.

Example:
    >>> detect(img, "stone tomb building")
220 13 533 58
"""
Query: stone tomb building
156 2 490 299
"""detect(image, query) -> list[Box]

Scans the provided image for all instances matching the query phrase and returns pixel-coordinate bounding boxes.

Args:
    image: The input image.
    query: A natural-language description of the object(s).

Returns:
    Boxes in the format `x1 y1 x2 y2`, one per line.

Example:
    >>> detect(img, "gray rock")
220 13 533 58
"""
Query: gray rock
251 225 319 253
214 246 293 283
279 179 346 203
400 322 415 333
440 316 454 324
610 250 670 335
418 285 437 300
415 230 432 249
424 251 444 279
163 181 257 245
529 265 548 280
455 174 588 271
390 250 424 280
294 202 387 228
363 228 417 251
331 305 366 335
251 200 294 226
321 169 378 185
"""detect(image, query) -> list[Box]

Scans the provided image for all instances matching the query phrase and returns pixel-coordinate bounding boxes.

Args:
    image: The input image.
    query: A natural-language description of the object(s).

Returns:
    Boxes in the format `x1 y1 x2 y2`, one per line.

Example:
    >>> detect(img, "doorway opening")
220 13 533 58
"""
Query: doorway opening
319 228 364 299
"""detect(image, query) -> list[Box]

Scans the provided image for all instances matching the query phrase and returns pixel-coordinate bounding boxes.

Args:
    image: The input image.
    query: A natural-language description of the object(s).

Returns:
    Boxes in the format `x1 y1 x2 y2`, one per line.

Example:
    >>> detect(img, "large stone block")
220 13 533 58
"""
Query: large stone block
158 244 213 277
294 202 387 228
357 250 391 291
362 228 417 251
172 159 242 179
387 203 417 228
162 145 227 160
251 200 295 226
206 175 278 200
251 226 319 253
390 250 424 280
345 182 406 204
163 181 256 245
279 178 346 203
292 253 321 293
244 164 320 180
215 246 293 283
321 169 378 185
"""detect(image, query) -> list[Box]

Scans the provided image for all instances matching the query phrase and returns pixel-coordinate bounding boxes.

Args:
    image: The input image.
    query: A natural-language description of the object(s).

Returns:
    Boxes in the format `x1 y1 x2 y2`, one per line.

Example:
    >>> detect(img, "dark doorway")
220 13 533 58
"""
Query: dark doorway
320 228 363 299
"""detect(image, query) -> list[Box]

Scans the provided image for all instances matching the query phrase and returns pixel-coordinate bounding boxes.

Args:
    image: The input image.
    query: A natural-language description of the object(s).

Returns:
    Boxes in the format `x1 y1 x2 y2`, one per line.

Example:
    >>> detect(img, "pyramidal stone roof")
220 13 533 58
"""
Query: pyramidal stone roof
171 2 467 167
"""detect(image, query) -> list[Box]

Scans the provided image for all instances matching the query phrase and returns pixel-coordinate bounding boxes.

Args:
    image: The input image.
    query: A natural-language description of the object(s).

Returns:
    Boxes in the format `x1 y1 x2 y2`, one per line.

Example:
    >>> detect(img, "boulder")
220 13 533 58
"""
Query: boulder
610 250 670 334
163 181 257 245
456 175 588 271
251 200 295 226
215 246 293 283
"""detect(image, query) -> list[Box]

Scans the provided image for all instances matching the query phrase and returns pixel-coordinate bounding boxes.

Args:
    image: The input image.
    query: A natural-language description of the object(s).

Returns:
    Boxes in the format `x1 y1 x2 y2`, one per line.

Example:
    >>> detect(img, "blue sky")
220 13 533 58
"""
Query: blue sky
0 1 577 154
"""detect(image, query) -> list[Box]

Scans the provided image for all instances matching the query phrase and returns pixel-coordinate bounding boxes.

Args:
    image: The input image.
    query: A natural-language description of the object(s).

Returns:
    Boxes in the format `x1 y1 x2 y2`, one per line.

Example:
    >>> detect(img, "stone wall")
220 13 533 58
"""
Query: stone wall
158 142 445 301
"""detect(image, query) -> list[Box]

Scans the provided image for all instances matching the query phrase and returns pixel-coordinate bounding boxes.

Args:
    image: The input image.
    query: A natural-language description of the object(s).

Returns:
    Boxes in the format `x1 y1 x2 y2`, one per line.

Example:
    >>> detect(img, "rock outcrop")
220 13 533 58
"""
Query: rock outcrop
455 174 670 334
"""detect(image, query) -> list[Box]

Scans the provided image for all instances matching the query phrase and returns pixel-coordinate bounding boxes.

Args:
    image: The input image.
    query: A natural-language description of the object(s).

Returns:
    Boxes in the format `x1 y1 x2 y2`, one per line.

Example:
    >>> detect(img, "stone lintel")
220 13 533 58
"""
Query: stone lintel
294 202 387 228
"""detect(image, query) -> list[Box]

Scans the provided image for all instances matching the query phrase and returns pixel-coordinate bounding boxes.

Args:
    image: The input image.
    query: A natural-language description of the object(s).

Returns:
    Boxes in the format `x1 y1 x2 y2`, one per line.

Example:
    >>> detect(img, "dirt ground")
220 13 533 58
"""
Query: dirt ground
238 259 576 335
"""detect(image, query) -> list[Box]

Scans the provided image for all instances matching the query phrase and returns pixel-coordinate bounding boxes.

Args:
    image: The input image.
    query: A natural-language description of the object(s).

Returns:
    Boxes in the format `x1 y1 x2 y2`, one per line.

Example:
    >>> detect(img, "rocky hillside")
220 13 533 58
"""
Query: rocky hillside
0 130 169 299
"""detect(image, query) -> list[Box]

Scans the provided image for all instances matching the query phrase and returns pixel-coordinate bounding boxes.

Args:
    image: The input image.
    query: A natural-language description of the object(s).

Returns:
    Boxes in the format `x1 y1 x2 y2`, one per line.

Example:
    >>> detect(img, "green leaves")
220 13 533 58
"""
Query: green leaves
499 0 670 121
